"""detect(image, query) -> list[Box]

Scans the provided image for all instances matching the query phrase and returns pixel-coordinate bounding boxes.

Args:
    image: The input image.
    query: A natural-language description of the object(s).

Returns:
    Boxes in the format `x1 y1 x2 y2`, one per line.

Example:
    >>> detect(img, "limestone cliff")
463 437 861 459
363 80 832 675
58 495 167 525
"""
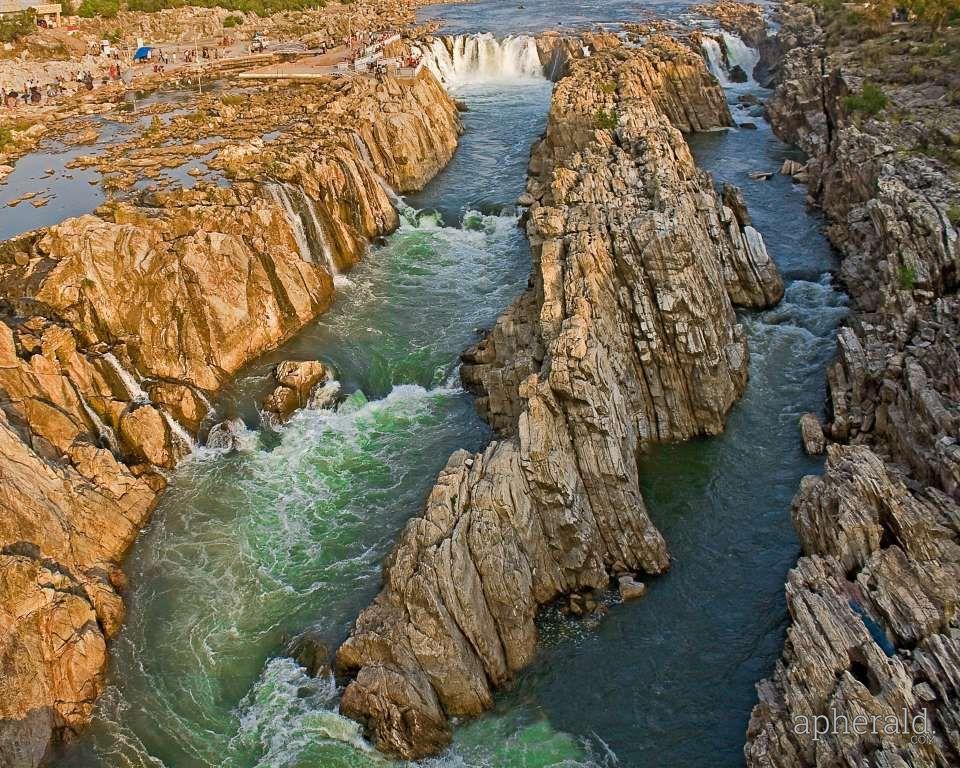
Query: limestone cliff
335 36 783 760
0 71 460 768
744 5 960 766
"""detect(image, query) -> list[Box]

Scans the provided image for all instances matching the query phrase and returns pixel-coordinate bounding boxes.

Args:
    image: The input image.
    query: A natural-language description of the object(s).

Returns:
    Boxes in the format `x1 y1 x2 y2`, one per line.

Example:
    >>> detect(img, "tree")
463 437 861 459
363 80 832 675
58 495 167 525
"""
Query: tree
907 0 960 37
0 10 36 43
76 0 120 18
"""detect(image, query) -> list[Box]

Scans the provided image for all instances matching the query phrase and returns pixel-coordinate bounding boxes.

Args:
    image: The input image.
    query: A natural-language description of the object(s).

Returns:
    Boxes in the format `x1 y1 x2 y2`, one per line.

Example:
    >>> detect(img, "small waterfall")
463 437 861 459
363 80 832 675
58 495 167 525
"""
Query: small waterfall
162 411 196 454
75 389 120 453
701 36 727 82
701 32 759 87
267 183 315 265
103 351 194 458
419 33 544 86
103 352 149 403
267 182 339 276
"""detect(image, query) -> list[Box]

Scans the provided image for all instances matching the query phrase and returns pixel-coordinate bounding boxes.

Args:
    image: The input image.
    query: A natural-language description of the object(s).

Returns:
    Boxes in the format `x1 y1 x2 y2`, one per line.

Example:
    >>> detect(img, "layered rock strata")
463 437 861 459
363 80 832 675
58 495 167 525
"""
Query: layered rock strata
745 4 960 766
0 71 460 768
335 36 783 760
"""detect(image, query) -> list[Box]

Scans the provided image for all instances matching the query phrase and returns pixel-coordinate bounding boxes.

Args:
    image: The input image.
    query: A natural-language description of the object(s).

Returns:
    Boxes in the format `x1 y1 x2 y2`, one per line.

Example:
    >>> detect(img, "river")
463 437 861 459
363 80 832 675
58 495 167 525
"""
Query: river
55 10 847 768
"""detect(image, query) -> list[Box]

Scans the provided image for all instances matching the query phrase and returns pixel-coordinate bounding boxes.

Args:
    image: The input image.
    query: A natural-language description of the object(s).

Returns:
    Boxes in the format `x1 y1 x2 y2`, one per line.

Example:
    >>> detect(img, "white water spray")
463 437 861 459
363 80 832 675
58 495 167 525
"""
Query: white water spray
701 32 759 87
419 33 544 86
267 182 339 276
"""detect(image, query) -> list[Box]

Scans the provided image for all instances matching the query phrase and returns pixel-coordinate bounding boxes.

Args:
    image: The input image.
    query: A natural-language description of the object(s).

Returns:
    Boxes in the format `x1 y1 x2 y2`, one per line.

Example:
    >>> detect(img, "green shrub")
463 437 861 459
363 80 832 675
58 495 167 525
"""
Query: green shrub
220 93 245 106
897 263 917 290
223 14 243 26
947 204 960 226
0 10 35 43
844 80 888 116
595 108 618 130
599 80 616 94
77 0 119 17
0 126 13 151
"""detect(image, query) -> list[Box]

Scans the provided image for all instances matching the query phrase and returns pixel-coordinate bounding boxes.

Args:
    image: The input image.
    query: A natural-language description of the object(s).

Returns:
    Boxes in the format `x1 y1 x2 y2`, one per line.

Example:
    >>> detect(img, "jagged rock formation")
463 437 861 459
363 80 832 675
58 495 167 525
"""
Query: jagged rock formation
744 4 960 766
335 36 783 760
262 360 340 424
0 71 460 768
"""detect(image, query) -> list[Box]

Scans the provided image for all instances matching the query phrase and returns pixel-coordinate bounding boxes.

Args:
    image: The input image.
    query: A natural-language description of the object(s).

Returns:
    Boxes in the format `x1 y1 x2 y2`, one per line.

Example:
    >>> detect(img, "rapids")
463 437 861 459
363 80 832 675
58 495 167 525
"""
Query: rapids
56 20 848 768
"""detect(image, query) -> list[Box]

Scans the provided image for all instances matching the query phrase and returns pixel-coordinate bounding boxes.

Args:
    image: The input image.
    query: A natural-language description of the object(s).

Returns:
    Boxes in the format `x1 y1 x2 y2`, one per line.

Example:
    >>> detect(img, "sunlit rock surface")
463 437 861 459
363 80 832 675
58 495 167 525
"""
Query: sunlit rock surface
336 36 783 759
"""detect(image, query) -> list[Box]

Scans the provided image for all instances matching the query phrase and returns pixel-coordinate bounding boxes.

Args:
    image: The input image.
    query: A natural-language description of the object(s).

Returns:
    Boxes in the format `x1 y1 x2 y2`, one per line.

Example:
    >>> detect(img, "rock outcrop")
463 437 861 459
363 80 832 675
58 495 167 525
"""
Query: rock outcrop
262 360 340 424
745 4 960 766
0 70 460 768
335 36 783 760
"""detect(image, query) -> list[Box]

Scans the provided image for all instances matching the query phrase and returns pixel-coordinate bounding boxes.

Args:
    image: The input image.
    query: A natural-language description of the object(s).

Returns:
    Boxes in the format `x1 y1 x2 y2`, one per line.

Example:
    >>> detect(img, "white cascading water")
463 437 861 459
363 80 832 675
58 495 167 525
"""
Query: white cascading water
701 32 758 87
419 33 544 86
266 182 339 277
103 351 195 455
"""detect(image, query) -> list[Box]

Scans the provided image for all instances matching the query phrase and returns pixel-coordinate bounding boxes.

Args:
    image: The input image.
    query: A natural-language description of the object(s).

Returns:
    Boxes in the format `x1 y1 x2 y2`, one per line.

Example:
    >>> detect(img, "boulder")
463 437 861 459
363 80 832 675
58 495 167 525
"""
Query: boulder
618 575 648 601
799 412 826 455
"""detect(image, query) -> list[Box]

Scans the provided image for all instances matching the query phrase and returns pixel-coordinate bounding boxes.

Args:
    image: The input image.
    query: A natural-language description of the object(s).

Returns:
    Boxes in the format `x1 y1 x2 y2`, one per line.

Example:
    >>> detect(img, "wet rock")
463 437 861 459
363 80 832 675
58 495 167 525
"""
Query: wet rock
337 35 782 760
288 629 332 677
205 417 246 452
780 158 805 175
729 64 749 83
262 360 335 422
799 412 826 455
618 575 648 601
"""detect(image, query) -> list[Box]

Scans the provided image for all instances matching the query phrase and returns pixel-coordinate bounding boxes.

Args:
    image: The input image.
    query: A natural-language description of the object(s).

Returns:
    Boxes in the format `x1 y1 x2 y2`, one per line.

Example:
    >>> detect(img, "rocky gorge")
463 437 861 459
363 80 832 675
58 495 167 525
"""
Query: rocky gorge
333 33 784 759
0 69 460 768
743 2 960 766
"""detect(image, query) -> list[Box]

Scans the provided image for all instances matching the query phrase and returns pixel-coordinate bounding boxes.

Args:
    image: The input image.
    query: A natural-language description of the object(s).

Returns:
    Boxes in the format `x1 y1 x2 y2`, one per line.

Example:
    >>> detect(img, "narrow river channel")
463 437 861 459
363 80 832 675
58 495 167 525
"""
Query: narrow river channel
56 13 848 768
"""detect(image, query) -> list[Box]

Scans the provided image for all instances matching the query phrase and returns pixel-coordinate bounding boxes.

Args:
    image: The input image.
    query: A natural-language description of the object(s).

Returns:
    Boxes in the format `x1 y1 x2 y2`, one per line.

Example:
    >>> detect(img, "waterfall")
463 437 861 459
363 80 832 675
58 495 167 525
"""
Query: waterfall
419 33 544 86
267 182 339 276
103 352 150 403
722 32 759 83
103 351 195 458
701 36 727 82
701 32 758 87
75 389 120 453
162 411 196 454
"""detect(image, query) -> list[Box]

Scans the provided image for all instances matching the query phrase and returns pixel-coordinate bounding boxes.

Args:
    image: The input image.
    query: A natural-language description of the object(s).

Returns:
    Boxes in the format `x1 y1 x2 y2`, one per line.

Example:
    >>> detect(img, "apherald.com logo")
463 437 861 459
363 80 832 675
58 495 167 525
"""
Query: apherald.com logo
794 708 932 743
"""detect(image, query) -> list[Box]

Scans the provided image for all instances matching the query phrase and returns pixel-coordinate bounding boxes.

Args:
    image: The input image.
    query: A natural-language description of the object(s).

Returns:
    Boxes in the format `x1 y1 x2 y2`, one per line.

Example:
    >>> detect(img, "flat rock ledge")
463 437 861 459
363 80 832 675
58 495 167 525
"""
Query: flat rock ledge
335 35 783 760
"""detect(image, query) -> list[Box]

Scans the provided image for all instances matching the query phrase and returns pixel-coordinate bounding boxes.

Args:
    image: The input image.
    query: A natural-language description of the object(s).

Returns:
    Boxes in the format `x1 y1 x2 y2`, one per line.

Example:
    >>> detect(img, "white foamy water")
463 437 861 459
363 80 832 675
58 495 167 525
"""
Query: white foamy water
419 33 544 86
701 32 759 88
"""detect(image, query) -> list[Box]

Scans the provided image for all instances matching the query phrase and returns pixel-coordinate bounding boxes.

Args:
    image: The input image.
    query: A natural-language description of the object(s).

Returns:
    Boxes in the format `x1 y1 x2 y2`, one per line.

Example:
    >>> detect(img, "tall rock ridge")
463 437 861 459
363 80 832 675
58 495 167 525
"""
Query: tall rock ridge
745 4 960 766
0 71 460 768
335 35 783 760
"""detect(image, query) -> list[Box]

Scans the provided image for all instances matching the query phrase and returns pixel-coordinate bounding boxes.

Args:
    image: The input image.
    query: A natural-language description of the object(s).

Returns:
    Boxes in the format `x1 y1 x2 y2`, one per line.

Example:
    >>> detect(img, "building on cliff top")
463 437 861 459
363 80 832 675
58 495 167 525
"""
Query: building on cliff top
0 0 61 27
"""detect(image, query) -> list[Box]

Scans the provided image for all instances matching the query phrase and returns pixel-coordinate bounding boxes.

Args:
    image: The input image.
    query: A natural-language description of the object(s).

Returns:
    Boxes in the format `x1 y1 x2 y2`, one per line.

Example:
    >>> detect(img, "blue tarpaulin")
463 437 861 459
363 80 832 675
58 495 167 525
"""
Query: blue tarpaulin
133 46 152 61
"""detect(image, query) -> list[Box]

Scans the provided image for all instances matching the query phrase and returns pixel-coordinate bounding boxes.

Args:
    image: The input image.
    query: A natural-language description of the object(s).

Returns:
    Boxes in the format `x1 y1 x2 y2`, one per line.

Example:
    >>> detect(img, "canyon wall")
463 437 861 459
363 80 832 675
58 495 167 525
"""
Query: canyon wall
335 35 783 759
0 71 460 768
745 4 960 766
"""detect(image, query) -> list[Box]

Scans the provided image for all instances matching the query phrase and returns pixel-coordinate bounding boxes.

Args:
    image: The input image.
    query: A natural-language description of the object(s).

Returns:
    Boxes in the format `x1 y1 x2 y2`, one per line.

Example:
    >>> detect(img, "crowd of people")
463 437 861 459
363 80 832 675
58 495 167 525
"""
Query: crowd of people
0 70 100 109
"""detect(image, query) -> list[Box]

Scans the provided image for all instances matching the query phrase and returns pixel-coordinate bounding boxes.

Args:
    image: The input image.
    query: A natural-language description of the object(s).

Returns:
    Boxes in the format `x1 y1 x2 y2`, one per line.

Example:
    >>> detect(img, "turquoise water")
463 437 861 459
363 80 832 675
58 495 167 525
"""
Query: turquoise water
56 77 607 768
55 19 847 768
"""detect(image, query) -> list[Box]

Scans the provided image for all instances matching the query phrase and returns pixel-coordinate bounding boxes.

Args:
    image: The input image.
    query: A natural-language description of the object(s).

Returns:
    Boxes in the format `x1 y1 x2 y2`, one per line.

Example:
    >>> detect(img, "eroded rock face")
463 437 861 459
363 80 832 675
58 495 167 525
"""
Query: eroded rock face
745 4 960 766
336 37 782 760
0 70 460 768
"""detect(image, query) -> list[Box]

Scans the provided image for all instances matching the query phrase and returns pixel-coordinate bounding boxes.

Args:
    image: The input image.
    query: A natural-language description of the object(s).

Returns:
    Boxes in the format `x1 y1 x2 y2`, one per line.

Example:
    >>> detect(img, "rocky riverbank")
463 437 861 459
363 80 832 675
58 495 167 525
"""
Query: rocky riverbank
744 3 960 766
333 33 783 760
0 70 460 768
